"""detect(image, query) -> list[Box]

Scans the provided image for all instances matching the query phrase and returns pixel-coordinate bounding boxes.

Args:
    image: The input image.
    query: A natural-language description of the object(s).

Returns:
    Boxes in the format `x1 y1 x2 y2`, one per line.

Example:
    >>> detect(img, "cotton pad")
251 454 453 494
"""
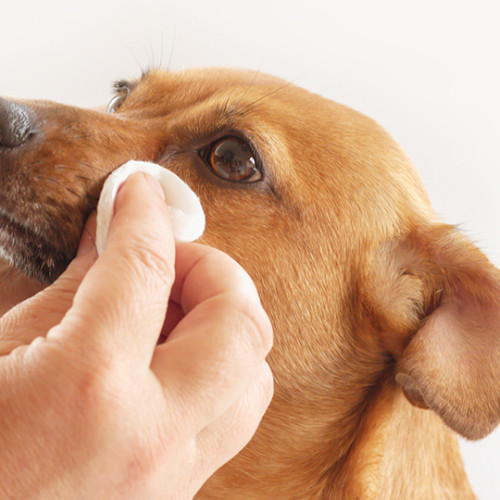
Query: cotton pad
95 160 205 255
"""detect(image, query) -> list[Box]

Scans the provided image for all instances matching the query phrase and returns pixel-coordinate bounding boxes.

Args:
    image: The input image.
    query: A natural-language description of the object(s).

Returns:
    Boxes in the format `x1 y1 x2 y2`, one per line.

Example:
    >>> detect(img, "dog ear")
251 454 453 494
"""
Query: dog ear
370 224 500 440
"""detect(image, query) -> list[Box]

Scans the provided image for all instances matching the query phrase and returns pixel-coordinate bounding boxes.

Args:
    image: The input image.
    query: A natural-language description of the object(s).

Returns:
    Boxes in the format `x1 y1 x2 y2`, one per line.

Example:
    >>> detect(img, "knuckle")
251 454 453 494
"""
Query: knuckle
119 237 175 289
69 354 124 419
228 293 274 356
40 282 79 312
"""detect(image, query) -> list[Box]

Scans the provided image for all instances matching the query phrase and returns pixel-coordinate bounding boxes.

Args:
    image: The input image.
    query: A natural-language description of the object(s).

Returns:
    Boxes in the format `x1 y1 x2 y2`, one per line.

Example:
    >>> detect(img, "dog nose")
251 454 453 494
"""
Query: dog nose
0 97 35 147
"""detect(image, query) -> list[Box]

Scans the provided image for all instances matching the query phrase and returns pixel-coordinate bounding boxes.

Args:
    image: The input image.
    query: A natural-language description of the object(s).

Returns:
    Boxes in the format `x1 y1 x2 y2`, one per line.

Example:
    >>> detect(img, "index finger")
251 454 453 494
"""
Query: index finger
151 242 273 433
170 242 263 316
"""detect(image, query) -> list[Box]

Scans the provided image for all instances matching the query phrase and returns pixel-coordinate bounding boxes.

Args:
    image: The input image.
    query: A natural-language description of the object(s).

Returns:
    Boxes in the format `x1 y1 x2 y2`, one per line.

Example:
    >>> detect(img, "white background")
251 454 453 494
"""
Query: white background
1 0 499 497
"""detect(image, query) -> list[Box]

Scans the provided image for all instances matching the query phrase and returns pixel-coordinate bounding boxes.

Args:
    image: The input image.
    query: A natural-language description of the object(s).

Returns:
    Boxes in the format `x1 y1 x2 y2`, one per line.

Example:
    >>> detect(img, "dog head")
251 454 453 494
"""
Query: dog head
1 68 499 495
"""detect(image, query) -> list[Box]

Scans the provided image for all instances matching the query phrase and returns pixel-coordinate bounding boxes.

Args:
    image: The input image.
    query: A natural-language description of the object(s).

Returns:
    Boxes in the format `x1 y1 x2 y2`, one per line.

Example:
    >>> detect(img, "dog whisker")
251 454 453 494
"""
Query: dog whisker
237 467 264 484
236 67 264 105
44 198 76 256
64 187 83 200
34 174 61 186
69 134 95 141
77 161 108 176
147 37 158 71
0 263 14 283
74 175 93 183
238 80 296 115
31 174 86 256
290 294 312 348
211 70 264 120
166 27 177 71
238 69 310 116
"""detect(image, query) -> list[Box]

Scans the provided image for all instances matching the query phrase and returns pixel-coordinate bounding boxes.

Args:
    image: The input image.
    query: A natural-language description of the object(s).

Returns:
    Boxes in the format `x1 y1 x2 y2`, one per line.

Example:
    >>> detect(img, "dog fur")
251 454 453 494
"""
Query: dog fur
1 68 499 499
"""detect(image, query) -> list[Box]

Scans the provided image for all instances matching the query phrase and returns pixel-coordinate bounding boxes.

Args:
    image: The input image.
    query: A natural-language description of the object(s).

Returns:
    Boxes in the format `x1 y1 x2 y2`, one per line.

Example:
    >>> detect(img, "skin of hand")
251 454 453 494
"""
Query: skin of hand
0 173 274 500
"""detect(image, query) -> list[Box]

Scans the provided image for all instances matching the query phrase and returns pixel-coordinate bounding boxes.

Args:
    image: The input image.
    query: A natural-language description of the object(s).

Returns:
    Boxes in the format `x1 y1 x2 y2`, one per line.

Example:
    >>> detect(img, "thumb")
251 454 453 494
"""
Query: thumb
0 215 98 355
50 173 175 369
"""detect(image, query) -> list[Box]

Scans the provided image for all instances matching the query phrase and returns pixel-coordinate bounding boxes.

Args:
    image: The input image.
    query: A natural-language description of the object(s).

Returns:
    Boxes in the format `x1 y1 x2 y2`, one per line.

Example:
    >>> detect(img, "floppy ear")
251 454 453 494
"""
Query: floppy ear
371 224 500 440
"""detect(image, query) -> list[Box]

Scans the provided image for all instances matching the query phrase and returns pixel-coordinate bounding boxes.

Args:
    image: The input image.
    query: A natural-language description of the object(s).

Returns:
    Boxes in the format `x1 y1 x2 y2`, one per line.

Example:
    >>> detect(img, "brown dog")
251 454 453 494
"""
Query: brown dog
1 68 499 499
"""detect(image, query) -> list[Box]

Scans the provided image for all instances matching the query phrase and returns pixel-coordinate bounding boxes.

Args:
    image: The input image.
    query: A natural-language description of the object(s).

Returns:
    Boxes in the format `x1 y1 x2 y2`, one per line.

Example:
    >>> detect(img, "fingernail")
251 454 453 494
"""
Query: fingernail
143 173 166 201
114 172 165 217
77 228 96 256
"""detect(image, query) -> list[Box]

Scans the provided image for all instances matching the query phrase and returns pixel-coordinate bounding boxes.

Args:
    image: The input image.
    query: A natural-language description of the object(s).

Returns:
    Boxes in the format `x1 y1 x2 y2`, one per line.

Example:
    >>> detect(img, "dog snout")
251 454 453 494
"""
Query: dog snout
0 97 36 148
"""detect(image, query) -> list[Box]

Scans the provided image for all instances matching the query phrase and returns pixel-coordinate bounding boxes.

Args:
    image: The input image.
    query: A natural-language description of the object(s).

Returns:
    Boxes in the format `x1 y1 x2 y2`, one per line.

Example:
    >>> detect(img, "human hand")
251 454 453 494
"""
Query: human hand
0 173 273 500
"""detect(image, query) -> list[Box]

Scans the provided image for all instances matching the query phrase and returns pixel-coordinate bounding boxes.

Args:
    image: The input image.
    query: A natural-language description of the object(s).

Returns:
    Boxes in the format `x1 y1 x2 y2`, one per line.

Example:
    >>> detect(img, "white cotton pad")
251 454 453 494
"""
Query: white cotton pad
95 160 205 255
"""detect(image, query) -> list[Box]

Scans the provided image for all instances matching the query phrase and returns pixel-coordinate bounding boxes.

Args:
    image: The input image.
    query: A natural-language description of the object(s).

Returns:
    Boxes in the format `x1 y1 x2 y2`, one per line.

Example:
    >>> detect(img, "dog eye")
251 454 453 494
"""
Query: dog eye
106 92 128 113
203 137 262 183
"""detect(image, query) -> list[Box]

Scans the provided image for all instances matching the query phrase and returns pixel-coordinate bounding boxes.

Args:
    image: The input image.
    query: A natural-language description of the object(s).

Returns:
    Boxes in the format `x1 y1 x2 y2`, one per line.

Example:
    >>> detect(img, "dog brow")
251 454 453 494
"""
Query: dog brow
212 97 252 122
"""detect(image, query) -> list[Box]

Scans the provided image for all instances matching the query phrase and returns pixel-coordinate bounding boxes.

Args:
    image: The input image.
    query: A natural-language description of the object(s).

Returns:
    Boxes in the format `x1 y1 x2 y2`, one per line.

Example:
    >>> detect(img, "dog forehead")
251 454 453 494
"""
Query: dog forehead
123 67 290 116
143 67 290 98
128 68 433 223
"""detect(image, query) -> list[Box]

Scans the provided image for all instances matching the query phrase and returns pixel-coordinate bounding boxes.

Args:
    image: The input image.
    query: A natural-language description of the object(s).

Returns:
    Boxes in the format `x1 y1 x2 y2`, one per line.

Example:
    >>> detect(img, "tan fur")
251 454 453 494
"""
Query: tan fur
1 68 499 498
0 261 42 316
